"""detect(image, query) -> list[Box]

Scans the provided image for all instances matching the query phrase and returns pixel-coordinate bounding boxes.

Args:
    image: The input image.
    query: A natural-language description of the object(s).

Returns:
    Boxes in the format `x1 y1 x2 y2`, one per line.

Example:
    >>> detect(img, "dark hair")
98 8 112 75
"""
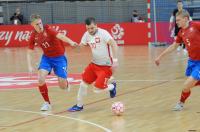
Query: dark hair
85 17 96 25
177 0 182 3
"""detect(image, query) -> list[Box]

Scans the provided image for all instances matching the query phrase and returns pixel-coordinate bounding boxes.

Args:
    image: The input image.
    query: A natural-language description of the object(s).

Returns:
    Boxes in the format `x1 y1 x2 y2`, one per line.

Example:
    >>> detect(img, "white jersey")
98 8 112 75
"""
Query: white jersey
81 28 114 66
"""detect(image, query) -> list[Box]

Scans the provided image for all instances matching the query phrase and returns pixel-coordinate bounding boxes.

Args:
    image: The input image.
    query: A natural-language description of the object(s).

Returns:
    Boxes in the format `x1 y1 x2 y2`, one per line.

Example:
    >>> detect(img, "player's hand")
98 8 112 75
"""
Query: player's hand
155 57 161 66
70 41 78 47
112 58 119 72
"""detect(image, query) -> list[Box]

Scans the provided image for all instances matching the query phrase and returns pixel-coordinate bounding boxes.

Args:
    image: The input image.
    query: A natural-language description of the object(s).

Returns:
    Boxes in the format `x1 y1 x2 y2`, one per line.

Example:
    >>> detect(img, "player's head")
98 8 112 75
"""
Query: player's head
177 0 183 11
30 14 44 33
85 17 97 35
176 9 190 28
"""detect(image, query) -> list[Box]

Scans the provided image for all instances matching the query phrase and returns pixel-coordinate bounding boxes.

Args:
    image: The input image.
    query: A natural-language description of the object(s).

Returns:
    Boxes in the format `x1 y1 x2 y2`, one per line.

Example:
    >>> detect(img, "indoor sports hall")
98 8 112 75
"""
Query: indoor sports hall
0 0 200 132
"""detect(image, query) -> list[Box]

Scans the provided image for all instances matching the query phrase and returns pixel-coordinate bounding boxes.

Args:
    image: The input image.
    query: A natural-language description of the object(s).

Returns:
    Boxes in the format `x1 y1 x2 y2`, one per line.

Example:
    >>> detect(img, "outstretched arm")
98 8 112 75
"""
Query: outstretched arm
155 42 180 66
108 39 119 71
56 33 77 46
108 39 118 61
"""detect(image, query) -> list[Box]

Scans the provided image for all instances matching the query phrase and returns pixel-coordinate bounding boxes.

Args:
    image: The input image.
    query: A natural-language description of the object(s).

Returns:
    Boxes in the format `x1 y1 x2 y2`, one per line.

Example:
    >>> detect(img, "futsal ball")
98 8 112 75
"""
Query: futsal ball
111 102 124 116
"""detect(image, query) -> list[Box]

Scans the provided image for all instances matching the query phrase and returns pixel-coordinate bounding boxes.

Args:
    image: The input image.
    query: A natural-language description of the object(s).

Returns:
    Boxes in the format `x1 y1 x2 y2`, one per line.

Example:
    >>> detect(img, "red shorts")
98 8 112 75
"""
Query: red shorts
82 63 112 89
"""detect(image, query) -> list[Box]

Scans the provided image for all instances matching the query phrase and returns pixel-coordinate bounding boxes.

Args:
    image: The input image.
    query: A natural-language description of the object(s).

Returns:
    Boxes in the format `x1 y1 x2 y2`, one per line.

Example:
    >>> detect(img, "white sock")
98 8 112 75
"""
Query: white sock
77 81 88 107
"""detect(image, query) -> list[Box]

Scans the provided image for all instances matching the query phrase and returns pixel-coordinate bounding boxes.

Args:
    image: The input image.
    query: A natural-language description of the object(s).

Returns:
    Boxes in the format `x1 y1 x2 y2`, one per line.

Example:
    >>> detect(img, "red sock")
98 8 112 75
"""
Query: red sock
195 81 200 86
39 83 50 104
180 90 191 103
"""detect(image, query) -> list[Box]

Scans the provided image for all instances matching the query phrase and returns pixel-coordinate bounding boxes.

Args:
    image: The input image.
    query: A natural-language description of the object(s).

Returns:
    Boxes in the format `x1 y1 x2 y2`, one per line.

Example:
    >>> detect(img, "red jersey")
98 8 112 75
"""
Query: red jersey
176 21 200 60
29 25 65 57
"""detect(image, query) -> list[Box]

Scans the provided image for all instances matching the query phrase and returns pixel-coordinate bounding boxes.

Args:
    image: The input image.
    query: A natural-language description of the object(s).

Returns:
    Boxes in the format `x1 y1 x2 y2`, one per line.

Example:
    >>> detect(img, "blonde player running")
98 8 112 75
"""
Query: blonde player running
68 17 119 112
155 10 200 111
27 14 77 111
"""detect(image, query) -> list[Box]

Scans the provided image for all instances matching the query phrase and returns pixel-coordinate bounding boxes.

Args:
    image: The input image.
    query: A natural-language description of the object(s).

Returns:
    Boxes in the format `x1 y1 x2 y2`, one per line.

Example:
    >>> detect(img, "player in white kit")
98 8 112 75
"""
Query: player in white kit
68 17 119 112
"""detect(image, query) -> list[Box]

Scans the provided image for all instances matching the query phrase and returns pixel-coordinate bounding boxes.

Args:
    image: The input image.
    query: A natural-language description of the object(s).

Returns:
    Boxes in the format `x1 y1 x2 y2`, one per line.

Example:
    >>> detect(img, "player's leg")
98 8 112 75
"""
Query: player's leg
38 55 52 111
93 66 116 98
68 63 96 112
195 80 200 86
57 77 69 90
52 55 69 90
173 60 200 111
173 76 197 111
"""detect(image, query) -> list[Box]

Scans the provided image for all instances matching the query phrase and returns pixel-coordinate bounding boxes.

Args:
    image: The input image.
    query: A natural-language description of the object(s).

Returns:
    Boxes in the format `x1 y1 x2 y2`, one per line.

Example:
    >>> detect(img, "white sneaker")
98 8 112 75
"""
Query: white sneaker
40 102 52 111
172 102 184 111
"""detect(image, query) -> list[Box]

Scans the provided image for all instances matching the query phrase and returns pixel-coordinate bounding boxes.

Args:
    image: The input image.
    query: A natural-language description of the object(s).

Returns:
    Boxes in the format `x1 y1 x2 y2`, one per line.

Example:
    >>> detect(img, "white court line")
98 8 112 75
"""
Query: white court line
0 108 112 132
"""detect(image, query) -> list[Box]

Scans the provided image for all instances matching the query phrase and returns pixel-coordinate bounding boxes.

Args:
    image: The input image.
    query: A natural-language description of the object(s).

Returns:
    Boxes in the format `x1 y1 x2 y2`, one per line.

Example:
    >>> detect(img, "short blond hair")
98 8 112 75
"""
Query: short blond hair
30 14 41 22
176 9 190 19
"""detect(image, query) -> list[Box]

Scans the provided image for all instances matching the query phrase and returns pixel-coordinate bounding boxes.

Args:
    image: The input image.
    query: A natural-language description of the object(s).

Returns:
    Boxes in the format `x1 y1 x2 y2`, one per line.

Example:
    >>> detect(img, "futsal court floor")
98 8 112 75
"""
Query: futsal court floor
0 45 200 132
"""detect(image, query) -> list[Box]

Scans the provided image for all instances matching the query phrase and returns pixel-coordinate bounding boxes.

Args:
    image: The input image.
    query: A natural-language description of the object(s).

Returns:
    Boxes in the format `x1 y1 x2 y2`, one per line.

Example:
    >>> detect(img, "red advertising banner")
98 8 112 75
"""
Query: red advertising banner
151 22 174 44
0 23 148 47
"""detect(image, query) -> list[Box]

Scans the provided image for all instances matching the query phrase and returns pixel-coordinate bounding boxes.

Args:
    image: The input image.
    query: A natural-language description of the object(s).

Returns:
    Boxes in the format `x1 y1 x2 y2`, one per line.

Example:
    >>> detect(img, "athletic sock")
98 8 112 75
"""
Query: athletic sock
39 83 50 104
180 90 191 103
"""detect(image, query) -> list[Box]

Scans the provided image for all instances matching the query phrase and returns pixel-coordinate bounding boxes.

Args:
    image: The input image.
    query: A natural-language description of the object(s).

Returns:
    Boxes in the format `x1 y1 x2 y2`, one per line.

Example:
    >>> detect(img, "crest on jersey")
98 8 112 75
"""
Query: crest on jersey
95 37 100 43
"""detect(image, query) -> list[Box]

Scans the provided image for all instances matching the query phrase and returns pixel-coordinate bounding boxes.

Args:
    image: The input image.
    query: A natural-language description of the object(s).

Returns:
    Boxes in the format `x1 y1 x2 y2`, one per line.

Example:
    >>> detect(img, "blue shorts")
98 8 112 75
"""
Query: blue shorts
185 59 200 80
38 55 68 79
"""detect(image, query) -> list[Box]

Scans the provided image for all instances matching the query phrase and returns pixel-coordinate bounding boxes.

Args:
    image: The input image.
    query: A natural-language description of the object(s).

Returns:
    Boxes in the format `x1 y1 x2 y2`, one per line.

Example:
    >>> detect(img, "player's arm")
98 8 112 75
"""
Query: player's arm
78 32 87 46
27 32 35 74
108 39 119 62
27 49 34 73
56 33 77 46
155 42 180 66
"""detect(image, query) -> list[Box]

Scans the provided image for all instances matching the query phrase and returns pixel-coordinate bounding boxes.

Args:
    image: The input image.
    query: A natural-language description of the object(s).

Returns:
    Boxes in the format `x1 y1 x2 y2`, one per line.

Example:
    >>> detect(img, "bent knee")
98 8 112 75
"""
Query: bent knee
38 77 45 86
58 79 68 89
80 81 89 88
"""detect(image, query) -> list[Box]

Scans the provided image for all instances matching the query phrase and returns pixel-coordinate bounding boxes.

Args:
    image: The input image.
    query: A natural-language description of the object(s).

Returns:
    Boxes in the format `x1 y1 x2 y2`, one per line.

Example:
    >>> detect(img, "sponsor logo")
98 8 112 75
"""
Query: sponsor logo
0 26 67 46
111 24 125 45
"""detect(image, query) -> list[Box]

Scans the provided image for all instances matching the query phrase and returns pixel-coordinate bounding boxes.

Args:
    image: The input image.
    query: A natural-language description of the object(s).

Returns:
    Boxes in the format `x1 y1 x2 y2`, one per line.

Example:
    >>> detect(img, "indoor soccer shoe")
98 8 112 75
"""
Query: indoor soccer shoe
110 81 117 98
68 105 83 112
40 102 52 111
172 102 184 111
